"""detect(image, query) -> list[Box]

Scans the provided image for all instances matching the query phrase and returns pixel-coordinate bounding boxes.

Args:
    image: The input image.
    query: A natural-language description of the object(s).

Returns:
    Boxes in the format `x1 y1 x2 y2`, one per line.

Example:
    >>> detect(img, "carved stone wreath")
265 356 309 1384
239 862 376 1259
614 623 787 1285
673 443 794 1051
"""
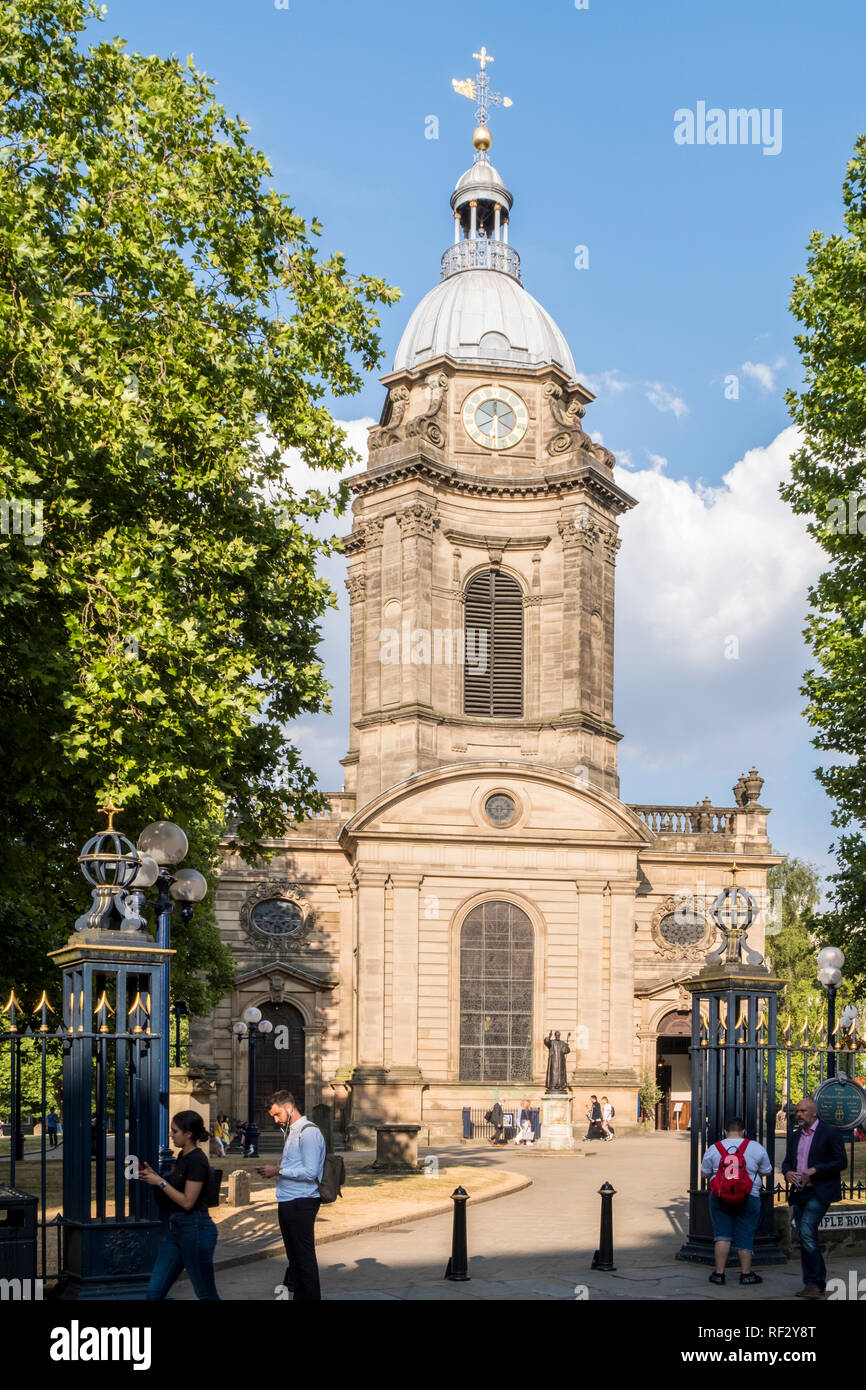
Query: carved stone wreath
240 880 315 951
650 895 714 962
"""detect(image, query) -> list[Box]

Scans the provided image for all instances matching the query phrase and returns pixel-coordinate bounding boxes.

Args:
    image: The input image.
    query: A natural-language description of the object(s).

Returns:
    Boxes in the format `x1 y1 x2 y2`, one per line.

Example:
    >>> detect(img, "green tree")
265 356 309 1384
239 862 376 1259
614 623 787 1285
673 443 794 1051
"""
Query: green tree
0 1038 64 1117
781 134 866 996
765 858 823 1033
766 858 866 1100
0 1 398 1012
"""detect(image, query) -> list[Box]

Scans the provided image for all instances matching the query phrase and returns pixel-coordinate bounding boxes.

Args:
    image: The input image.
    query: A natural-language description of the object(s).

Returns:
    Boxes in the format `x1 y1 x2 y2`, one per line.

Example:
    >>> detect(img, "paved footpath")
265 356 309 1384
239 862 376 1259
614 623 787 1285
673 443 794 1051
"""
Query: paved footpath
172 1133 866 1301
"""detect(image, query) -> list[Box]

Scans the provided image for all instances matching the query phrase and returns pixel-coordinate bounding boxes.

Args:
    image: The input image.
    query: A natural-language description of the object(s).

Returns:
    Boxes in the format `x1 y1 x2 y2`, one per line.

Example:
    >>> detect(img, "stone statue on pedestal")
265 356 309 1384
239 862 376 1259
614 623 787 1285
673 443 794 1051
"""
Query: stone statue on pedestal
543 1030 571 1094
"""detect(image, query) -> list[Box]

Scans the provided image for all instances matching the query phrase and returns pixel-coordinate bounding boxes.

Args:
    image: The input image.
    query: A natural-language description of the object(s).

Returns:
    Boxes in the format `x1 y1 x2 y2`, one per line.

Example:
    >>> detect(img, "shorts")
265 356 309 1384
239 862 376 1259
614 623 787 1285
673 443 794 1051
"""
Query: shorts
709 1192 761 1250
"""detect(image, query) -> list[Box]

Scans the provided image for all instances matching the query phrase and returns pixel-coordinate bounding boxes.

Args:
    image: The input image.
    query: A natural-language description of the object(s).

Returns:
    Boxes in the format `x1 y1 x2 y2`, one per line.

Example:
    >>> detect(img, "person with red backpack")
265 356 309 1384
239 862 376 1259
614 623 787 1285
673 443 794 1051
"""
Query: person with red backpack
700 1115 772 1287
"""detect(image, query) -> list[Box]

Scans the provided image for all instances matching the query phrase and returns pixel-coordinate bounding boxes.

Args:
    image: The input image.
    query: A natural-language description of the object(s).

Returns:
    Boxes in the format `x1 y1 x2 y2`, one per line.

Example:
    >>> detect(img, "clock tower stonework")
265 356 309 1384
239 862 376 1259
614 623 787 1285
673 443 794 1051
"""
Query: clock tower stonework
343 140 636 809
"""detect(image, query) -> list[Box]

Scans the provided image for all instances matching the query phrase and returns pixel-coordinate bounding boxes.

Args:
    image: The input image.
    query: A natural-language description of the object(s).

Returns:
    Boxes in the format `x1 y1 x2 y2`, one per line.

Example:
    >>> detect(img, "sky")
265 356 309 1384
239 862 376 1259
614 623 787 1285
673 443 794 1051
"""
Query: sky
91 0 866 883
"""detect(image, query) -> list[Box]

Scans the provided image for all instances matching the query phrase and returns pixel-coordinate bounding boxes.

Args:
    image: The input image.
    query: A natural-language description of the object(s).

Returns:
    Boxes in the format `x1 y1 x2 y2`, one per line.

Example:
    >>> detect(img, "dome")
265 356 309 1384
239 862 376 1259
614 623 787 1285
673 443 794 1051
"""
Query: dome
393 269 576 378
451 161 513 215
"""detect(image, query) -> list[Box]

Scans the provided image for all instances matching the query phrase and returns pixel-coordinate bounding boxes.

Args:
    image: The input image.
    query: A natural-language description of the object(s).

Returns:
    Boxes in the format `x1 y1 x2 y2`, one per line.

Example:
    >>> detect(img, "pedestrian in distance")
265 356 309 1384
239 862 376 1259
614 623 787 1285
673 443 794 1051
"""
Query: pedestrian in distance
257 1089 327 1301
700 1115 772 1287
139 1110 221 1301
584 1095 604 1140
514 1099 534 1145
484 1097 507 1145
600 1096 615 1142
782 1095 847 1300
46 1109 60 1149
213 1113 229 1157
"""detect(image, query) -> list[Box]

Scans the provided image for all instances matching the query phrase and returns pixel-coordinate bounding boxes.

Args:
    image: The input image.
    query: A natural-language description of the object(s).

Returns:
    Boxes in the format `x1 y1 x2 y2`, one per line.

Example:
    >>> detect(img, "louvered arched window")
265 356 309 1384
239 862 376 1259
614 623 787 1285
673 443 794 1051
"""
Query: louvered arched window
463 569 523 717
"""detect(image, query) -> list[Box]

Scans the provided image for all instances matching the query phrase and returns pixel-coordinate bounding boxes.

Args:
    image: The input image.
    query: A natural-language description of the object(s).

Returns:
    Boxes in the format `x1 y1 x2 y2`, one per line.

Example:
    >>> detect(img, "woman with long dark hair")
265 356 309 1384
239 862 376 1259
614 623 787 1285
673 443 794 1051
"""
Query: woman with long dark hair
138 1110 220 1300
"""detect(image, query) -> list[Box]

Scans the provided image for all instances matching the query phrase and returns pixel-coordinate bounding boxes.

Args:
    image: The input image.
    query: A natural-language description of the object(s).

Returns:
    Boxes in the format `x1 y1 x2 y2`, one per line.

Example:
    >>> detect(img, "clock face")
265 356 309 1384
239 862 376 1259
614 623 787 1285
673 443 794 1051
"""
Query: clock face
462 386 528 451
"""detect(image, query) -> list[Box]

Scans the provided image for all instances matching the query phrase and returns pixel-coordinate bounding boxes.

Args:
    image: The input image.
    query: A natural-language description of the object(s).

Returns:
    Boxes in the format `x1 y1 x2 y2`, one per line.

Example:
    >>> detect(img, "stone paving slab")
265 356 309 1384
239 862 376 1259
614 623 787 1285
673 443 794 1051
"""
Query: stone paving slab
170 1135 866 1301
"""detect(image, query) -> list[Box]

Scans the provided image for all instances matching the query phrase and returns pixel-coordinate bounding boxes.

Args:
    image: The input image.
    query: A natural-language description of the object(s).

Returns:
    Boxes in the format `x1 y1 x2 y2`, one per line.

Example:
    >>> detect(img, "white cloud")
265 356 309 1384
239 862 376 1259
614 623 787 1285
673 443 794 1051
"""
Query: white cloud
647 452 668 473
741 358 786 393
617 425 818 671
645 381 689 419
613 424 834 865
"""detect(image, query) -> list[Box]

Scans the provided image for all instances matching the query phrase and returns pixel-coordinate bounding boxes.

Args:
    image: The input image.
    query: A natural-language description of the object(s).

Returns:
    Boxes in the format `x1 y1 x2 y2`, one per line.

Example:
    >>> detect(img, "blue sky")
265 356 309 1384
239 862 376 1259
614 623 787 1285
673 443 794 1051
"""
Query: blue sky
92 0 866 883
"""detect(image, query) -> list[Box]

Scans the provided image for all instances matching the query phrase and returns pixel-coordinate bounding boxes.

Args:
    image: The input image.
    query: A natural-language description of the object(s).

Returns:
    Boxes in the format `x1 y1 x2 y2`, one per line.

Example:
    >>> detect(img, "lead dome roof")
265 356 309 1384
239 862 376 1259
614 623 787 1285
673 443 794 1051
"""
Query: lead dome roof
393 269 576 377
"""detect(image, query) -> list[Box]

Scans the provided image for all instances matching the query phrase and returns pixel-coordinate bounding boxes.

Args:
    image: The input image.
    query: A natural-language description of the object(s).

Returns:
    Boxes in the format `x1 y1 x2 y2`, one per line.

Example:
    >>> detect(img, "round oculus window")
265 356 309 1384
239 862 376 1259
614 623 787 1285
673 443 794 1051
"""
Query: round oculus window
658 905 706 948
249 899 303 937
485 793 517 826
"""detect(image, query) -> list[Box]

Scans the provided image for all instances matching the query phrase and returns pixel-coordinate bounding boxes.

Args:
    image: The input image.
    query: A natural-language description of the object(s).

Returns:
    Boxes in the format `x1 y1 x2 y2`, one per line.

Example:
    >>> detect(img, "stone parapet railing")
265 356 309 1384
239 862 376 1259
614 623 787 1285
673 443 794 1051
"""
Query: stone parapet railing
630 801 739 838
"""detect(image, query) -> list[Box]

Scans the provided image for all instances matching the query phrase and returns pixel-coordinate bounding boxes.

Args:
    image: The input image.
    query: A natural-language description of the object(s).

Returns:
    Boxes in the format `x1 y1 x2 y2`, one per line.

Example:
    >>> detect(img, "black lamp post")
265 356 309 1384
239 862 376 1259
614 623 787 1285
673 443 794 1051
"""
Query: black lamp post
133 822 207 1175
233 1007 274 1157
817 945 845 1079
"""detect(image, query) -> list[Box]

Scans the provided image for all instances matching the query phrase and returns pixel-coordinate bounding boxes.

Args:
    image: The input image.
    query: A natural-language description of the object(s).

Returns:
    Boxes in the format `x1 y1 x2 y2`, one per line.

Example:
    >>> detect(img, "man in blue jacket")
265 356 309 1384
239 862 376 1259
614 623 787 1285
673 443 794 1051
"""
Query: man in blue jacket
782 1095 847 1300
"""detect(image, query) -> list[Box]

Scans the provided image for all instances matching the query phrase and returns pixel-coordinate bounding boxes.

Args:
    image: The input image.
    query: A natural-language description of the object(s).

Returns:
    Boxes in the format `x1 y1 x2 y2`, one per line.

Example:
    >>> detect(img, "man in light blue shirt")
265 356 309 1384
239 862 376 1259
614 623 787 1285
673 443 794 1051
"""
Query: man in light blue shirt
257 1089 326 1300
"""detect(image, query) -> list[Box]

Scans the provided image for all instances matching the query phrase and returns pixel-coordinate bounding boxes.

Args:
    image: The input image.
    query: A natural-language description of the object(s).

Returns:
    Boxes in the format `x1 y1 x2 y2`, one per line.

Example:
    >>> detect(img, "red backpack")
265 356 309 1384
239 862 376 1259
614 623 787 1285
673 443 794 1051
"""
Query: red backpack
709 1139 753 1204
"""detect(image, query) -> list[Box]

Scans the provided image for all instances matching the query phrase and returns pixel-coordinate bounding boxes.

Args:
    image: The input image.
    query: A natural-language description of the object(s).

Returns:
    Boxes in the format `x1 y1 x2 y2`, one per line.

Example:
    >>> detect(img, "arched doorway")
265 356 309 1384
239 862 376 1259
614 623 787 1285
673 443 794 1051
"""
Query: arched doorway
254 1002 306 1126
655 1010 691 1131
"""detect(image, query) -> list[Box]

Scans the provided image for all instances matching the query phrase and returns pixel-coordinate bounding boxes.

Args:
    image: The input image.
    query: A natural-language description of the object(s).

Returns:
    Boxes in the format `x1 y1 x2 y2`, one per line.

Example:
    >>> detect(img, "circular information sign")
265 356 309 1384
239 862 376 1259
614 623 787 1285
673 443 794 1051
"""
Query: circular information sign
814 1076 866 1131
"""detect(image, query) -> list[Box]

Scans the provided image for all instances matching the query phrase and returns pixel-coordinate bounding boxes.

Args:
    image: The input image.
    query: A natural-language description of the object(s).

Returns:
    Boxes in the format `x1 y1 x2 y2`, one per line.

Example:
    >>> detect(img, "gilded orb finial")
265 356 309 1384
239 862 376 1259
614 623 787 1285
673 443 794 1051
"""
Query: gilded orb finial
473 124 492 151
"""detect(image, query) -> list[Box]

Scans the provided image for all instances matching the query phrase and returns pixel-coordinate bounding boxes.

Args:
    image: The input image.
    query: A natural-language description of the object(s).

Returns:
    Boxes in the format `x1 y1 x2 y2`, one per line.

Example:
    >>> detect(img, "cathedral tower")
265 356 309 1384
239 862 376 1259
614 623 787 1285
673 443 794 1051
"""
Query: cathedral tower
342 56 636 807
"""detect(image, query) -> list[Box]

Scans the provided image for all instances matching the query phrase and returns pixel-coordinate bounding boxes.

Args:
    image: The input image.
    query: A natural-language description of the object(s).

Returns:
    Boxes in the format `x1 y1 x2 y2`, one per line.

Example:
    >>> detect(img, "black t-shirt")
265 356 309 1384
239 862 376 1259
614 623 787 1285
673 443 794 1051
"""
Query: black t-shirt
155 1147 210 1213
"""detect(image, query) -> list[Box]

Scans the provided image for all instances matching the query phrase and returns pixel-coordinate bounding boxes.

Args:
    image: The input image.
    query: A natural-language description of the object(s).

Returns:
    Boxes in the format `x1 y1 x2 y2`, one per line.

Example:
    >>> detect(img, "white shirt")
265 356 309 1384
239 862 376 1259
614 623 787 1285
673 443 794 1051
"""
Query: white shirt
701 1136 772 1197
602 1104 614 1122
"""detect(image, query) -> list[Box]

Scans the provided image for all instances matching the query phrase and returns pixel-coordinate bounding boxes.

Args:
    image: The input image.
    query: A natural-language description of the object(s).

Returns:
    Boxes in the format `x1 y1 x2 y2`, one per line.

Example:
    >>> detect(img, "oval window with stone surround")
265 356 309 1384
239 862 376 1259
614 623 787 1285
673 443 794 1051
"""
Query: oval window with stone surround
249 899 303 937
658 905 706 948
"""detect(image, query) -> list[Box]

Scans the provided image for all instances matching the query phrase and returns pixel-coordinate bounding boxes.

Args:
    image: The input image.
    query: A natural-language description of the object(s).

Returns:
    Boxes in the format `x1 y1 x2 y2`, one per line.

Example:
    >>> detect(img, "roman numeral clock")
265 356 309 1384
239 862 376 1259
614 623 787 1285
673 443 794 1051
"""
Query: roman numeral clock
462 385 528 450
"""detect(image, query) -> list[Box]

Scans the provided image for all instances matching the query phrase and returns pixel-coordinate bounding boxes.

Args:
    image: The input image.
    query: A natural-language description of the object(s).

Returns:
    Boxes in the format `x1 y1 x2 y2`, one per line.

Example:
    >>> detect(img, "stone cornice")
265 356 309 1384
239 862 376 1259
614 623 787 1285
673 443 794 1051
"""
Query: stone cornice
443 529 551 551
352 705 623 741
346 452 637 512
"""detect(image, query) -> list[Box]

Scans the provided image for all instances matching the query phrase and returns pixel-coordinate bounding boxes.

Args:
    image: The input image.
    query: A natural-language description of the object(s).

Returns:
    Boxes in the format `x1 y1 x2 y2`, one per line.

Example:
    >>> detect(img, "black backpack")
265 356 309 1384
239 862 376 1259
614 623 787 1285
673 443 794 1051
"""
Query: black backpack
206 1166 223 1207
298 1123 344 1204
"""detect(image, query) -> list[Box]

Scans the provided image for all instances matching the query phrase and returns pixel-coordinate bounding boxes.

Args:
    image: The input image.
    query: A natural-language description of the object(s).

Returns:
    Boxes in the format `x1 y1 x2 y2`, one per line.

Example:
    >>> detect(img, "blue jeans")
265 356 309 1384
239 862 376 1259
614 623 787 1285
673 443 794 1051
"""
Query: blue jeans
791 1192 829 1290
709 1193 761 1251
145 1210 220 1301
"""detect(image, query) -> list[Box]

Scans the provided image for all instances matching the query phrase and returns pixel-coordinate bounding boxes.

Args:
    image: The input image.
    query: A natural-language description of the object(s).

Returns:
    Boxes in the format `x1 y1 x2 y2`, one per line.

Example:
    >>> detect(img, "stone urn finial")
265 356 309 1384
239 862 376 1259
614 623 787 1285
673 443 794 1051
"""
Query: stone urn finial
743 767 764 806
733 773 747 808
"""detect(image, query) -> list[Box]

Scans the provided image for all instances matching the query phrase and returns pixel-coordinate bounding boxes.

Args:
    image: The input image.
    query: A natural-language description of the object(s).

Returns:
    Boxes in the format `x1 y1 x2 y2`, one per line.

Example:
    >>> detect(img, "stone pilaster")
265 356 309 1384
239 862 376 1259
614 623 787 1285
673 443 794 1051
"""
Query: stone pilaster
352 869 388 1080
388 871 424 1081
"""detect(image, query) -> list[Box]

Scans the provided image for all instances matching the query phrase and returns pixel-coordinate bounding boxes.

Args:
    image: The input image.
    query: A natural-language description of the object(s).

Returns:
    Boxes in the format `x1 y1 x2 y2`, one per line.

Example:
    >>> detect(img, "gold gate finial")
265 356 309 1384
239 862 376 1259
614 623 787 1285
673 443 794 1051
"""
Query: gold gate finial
97 797 124 831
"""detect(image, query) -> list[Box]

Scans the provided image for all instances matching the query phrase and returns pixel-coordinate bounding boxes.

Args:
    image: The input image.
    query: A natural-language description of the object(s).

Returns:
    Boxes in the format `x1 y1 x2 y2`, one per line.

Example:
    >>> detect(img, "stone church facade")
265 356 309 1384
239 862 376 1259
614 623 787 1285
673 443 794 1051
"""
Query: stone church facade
195 119 780 1145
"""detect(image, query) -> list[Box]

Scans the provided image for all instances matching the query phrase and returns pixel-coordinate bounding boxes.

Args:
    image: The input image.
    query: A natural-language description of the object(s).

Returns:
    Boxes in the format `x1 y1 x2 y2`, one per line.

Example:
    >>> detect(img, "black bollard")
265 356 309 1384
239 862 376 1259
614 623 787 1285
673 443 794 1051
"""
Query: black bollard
591 1180 617 1271
444 1185 471 1281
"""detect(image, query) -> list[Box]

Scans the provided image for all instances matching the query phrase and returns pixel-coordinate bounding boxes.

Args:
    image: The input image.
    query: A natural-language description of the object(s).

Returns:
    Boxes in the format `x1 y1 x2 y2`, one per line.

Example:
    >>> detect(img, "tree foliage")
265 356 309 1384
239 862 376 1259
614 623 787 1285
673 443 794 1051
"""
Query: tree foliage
0 1 398 1012
781 133 866 995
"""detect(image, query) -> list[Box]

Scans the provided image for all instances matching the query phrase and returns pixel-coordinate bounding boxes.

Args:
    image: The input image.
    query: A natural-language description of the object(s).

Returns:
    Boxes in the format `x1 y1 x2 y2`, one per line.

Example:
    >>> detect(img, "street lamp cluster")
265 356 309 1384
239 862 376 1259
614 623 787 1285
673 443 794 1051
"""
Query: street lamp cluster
134 819 208 1174
233 1005 273 1158
816 944 859 1078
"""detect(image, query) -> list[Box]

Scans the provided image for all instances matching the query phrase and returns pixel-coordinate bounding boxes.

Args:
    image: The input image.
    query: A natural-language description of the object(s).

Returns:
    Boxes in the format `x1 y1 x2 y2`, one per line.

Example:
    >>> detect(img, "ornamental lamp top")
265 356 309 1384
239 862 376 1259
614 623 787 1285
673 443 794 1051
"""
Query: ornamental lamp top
705 861 764 969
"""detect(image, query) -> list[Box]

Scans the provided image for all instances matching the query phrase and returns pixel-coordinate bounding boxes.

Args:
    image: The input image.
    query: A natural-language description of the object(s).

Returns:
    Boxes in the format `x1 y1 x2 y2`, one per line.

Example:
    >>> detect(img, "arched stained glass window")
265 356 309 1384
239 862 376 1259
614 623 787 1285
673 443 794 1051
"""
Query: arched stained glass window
463 570 523 717
459 901 533 1082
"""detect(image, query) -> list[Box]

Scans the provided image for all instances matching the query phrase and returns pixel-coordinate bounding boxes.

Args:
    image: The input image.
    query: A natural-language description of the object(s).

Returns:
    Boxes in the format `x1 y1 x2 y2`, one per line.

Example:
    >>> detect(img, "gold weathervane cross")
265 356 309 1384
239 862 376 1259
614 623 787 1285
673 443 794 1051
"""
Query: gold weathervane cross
452 45 513 136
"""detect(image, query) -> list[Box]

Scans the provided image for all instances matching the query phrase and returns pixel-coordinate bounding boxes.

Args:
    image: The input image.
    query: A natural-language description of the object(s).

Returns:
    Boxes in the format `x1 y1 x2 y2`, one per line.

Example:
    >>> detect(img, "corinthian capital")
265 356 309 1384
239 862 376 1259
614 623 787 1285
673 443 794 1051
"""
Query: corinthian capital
397 502 439 540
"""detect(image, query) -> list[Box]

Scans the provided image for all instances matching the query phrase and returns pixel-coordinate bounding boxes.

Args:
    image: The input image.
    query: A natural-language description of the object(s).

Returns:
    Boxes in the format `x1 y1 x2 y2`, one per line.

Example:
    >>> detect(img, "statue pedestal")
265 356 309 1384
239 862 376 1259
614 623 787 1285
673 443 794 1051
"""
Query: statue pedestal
536 1092 575 1150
